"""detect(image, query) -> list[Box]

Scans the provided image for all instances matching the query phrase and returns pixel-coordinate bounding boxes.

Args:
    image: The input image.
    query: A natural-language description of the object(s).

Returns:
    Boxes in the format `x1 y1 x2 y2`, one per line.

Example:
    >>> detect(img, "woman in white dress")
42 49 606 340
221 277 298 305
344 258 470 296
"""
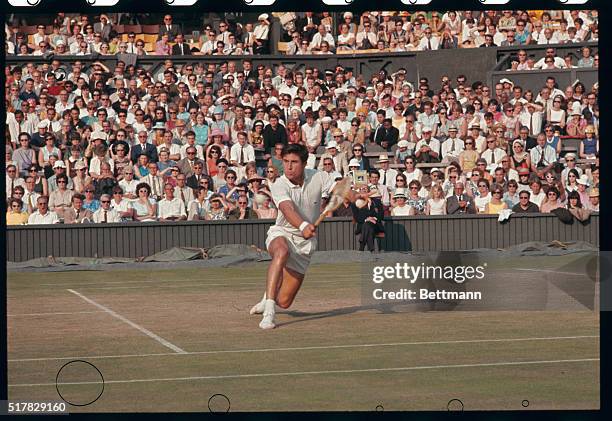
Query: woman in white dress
402 156 422 184
391 189 413 216
474 179 492 213
336 24 355 51
547 95 567 132
426 185 447 215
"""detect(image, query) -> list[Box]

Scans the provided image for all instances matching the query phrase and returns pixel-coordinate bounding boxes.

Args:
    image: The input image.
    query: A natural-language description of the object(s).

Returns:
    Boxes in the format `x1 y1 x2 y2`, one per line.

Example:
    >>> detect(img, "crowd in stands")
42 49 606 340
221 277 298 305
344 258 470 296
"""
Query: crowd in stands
5 10 598 57
4 12 599 226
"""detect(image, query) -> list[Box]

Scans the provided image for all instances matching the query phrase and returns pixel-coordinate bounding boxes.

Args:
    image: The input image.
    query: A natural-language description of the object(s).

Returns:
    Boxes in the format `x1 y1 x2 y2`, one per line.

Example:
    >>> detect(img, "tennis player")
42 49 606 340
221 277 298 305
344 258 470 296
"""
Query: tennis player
250 143 336 329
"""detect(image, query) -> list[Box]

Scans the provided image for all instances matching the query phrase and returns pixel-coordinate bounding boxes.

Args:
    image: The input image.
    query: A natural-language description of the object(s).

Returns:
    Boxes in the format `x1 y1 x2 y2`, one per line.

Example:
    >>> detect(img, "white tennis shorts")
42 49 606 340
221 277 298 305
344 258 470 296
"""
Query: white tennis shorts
265 225 317 274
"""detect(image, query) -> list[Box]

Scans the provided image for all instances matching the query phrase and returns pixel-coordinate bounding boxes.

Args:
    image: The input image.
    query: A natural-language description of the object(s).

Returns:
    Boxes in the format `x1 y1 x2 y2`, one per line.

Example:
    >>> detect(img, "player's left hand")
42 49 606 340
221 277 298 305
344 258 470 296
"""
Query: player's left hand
302 223 316 239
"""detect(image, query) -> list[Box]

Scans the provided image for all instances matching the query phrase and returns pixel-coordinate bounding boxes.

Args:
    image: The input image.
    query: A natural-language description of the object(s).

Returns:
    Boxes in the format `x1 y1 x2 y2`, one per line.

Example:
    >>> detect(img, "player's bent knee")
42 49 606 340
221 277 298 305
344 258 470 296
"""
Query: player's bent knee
276 296 294 309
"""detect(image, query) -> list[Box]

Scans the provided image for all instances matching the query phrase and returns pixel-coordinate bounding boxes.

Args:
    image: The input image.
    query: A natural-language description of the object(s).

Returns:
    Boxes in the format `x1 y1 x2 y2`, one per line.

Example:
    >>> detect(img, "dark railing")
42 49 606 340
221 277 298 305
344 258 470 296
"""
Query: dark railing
6 214 599 262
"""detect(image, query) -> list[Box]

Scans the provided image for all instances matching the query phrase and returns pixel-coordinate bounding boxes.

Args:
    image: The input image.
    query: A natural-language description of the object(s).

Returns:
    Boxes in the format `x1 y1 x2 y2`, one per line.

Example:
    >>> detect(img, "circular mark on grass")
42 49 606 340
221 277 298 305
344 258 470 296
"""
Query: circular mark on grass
375 404 384 412
522 400 529 408
447 399 464 411
56 360 104 406
208 394 230 413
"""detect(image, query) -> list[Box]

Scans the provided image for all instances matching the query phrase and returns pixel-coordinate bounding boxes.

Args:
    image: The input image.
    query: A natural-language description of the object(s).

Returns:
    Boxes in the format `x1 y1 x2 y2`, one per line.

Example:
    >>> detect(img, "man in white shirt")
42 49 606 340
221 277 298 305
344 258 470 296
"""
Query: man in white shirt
534 48 567 69
249 144 335 330
415 126 441 163
377 155 398 191
6 165 26 199
174 174 194 214
418 28 440 51
93 194 121 223
530 134 558 179
230 131 256 177
309 25 335 52
519 103 544 138
28 196 60 225
143 162 165 201
482 137 507 165
440 126 465 162
355 22 378 49
158 183 187 221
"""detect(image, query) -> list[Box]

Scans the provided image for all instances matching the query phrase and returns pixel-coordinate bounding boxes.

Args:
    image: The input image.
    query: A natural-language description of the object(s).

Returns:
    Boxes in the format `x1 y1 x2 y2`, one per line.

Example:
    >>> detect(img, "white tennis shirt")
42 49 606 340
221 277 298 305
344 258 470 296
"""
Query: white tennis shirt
270 168 334 236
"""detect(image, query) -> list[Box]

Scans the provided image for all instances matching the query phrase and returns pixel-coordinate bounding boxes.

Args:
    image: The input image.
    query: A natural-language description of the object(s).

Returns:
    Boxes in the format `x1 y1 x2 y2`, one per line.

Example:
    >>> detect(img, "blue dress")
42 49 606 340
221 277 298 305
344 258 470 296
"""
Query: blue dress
582 137 597 155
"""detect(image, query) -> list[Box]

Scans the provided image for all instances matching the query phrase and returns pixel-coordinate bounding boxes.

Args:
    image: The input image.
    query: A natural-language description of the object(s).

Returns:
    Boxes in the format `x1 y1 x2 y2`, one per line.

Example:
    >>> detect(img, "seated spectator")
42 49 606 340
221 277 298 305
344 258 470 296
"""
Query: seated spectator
92 194 121 223
228 195 258 220
205 194 229 220
350 185 385 252
484 184 508 215
587 188 599 212
446 182 476 214
512 190 540 213
28 196 59 225
6 198 29 226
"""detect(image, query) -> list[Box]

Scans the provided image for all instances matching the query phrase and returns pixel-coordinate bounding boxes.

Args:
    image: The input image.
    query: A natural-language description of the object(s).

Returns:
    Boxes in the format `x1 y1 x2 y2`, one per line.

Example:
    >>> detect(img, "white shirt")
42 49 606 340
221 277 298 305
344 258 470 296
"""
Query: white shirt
157 143 181 157
157 197 187 219
229 143 256 165
6 177 26 199
174 185 195 206
119 178 139 196
28 210 59 225
534 56 567 69
519 111 543 137
415 138 441 156
403 168 423 184
482 148 507 165
309 32 335 50
143 174 164 197
93 207 121 223
418 36 440 51
270 169 334 236
441 137 465 161
530 145 557 167
378 168 398 190
302 122 322 148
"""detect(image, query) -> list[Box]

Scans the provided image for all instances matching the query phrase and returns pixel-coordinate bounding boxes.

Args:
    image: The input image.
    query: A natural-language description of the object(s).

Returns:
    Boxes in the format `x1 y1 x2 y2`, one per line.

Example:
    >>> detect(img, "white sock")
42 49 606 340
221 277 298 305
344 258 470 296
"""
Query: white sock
259 292 267 305
263 299 276 315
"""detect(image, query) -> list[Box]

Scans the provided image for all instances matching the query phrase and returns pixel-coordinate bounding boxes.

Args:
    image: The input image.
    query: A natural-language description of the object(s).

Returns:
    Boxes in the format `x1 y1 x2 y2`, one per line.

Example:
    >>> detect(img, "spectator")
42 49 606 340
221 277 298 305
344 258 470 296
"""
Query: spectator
93 194 121 223
133 182 158 222
446 182 476 214
512 190 540 213
351 185 385 252
28 196 59 225
159 14 180 42
6 198 28 226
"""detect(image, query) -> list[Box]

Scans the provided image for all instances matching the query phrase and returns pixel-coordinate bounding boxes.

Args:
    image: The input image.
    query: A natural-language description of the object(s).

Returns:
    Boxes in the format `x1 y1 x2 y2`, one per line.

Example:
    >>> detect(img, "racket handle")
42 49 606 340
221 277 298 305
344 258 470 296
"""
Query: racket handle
313 212 327 227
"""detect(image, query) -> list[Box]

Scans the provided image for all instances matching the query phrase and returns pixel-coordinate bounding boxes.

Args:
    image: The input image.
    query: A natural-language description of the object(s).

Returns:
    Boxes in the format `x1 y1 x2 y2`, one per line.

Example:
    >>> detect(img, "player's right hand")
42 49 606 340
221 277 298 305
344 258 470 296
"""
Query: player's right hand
302 224 316 239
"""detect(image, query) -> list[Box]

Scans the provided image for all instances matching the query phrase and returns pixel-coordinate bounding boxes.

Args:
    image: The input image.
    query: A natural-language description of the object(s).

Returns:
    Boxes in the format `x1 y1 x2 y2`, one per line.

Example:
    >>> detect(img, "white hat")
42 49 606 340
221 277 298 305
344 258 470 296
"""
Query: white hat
37 121 48 129
377 155 389 163
381 11 393 17
469 122 481 130
343 12 353 19
326 141 338 149
398 140 409 148
430 167 443 174
152 122 166 130
512 139 525 147
349 158 360 167
422 126 432 132
56 39 65 46
53 161 66 169
365 86 375 92
335 88 346 96
393 190 407 199
577 174 590 186
565 152 577 160
321 116 332 123
499 78 515 88
258 13 269 21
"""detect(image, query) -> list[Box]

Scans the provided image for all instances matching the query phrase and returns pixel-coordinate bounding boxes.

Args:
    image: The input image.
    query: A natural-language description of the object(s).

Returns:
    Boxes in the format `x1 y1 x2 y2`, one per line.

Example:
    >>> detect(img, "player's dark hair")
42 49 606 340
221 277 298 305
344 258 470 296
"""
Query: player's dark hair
281 143 308 163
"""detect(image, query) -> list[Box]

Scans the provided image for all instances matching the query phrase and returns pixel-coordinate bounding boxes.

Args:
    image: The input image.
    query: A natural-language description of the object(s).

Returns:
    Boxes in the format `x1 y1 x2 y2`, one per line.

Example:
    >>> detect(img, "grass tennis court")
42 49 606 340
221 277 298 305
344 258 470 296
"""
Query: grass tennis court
7 255 599 412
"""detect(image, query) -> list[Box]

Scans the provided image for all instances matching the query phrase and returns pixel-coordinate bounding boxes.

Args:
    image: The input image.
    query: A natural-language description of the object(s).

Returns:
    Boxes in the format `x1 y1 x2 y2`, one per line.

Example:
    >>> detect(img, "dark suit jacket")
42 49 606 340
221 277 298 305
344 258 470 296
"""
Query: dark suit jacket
131 142 158 163
350 197 385 235
186 173 208 189
93 23 112 42
374 126 399 149
446 194 476 214
171 42 192 56
176 158 206 178
158 24 180 42
296 16 321 40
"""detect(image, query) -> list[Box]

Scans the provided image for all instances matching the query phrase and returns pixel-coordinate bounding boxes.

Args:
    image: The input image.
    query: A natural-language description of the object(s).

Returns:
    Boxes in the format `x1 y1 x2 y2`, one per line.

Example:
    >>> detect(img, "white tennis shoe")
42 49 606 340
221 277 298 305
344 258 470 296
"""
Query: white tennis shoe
259 312 276 329
249 293 267 315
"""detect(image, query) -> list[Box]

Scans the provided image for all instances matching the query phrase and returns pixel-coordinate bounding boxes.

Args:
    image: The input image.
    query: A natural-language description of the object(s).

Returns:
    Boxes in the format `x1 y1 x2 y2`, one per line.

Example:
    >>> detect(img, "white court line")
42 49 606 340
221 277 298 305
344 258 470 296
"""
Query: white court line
8 358 599 387
8 311 105 317
67 289 186 354
9 335 598 362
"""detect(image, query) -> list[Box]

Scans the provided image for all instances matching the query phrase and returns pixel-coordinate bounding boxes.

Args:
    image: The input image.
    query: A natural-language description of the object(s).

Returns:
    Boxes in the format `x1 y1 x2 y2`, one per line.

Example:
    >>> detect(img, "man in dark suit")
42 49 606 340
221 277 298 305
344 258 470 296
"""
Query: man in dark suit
171 33 191 56
93 14 113 42
350 186 385 252
374 118 399 151
131 130 158 163
446 182 476 214
186 161 208 189
242 60 257 81
158 14 180 42
296 12 320 42
176 146 206 178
